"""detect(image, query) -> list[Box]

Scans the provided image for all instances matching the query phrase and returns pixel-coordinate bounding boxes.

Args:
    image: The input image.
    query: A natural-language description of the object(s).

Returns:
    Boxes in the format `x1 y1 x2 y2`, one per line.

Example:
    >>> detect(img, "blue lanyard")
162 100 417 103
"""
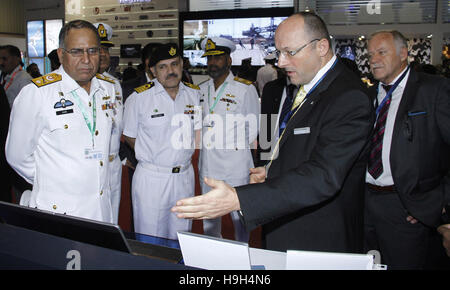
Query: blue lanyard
375 66 410 117
280 58 338 128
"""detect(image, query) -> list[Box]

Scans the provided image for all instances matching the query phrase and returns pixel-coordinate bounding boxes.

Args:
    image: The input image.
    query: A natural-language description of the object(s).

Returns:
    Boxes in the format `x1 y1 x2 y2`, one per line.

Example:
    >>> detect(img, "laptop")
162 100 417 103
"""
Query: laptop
0 201 182 263
177 231 260 270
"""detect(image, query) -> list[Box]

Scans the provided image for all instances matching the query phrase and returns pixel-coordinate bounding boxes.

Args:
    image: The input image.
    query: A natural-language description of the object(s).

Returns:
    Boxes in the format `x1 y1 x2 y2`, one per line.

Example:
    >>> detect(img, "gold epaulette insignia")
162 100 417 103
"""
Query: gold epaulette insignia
183 82 200 90
96 73 116 84
134 82 154 94
234 77 253 85
31 73 62 87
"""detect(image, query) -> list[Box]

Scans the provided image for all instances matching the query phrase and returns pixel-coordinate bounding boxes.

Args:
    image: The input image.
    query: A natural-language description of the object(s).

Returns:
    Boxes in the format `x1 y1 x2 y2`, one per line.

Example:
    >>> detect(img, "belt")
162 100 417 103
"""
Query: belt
366 183 396 192
139 161 191 174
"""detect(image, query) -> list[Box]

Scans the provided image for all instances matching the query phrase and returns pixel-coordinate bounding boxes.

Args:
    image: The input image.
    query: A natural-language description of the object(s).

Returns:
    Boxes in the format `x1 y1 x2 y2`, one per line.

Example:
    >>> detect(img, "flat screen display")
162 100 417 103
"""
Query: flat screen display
28 58 45 76
183 17 286 67
27 21 45 58
45 19 63 55
120 44 142 58
340 45 356 61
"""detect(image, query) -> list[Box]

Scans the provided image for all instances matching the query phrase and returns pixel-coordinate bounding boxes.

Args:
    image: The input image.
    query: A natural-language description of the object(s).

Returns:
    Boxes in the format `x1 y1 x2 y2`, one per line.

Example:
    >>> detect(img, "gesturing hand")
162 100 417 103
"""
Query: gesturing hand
171 177 240 220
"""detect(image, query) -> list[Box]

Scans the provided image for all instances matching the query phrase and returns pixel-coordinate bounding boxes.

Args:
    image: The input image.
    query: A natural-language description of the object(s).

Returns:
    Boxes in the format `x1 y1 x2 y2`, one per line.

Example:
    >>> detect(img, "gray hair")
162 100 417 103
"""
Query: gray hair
369 30 408 54
58 20 100 49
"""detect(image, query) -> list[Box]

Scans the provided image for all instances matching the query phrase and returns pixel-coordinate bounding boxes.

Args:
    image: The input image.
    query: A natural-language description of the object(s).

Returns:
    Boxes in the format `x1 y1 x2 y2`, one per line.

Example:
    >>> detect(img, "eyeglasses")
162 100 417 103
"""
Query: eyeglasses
62 47 100 57
275 39 320 58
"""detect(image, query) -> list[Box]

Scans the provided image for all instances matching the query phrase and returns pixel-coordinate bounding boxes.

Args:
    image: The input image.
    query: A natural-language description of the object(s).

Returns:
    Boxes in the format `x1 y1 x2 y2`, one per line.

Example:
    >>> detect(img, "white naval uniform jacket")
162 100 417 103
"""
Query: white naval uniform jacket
123 79 201 239
104 71 124 224
199 72 260 184
6 67 117 223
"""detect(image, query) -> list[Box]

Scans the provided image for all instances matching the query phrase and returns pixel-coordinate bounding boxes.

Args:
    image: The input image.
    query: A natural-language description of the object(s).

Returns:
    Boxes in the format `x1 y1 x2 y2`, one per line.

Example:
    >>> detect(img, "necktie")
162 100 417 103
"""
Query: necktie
368 84 393 179
279 84 297 136
291 85 307 111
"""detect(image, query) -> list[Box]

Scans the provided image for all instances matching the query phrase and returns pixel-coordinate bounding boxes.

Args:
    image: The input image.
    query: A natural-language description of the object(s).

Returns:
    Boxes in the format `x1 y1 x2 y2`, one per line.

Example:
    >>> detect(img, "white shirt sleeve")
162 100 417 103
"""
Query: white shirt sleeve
5 83 45 184
122 92 139 138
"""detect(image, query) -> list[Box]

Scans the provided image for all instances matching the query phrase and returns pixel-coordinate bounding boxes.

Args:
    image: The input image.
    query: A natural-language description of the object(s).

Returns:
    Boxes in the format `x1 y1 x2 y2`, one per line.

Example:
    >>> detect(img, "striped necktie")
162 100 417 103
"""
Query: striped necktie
368 84 393 179
278 84 297 136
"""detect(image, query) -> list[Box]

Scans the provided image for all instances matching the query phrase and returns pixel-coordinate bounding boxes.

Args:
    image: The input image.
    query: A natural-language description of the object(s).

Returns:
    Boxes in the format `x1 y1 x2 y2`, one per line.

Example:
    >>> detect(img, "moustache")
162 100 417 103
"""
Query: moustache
166 73 178 79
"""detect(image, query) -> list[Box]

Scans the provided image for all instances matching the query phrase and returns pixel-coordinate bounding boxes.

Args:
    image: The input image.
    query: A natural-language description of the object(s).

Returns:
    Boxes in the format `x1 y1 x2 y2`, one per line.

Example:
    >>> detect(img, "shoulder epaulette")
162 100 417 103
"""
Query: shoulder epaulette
183 82 200 90
134 82 155 94
234 76 253 85
31 73 62 87
96 73 116 84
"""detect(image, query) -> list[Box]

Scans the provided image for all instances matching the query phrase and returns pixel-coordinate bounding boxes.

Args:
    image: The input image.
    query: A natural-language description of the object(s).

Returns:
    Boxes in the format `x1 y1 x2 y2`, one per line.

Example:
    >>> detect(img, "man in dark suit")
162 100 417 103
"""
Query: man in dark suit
172 12 374 254
364 30 450 269
257 76 287 167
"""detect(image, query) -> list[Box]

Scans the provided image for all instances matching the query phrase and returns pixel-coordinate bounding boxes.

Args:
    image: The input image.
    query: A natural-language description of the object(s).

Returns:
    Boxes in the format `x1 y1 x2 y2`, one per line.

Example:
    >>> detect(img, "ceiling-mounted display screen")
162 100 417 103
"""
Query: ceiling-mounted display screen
27 21 45 58
45 19 63 55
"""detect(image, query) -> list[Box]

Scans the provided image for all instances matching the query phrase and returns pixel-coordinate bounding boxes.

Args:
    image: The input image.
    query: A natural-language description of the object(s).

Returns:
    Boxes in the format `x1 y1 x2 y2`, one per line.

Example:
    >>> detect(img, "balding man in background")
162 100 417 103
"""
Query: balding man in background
173 12 374 253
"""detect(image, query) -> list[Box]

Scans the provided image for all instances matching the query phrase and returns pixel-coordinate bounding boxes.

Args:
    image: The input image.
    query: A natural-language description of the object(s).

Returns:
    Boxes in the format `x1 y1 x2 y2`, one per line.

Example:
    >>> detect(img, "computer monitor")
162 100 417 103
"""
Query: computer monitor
0 201 131 253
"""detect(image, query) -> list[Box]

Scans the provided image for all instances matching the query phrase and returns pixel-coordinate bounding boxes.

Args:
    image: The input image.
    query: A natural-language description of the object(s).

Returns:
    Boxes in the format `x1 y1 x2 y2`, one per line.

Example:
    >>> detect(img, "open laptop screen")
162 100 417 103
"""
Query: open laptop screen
0 201 131 253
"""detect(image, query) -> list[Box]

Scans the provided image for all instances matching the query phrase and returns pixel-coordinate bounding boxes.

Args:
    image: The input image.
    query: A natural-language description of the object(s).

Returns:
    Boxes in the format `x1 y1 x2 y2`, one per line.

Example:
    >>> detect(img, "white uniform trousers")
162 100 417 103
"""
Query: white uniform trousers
132 162 194 240
110 155 122 224
201 177 250 242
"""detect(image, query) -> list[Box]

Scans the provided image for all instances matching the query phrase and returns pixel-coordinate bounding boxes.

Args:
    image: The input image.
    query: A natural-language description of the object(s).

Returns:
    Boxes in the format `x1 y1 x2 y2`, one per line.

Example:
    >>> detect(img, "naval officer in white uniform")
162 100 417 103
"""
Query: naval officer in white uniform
94 22 124 224
6 20 118 223
199 37 260 242
123 43 201 240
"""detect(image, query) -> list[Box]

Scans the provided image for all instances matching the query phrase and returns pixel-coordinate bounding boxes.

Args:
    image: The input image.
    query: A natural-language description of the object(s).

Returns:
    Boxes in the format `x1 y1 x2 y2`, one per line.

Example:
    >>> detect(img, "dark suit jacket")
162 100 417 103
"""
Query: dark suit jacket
378 70 450 227
257 77 286 167
237 59 374 253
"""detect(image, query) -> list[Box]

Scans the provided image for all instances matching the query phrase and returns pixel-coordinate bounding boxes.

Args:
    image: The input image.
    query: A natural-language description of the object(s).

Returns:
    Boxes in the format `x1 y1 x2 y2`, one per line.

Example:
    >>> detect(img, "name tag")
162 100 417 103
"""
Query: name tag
84 148 103 160
294 127 310 135
56 109 74 115
151 113 164 118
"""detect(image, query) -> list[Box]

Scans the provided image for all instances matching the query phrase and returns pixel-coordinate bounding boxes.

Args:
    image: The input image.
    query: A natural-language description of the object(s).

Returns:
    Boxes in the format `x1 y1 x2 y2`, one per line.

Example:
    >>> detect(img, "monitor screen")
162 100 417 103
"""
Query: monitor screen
27 21 45 58
340 45 356 61
28 58 45 76
45 19 63 55
120 44 142 58
0 201 131 253
180 8 293 67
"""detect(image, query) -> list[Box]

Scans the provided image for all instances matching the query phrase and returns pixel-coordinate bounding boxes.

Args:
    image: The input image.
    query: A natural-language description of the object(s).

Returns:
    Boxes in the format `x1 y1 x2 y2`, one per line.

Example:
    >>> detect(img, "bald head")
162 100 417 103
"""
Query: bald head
275 13 333 85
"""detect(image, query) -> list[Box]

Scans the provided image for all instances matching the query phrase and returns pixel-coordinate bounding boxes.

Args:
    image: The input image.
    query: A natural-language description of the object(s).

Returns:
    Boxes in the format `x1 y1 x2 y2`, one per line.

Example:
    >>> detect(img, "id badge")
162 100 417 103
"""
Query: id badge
84 148 103 160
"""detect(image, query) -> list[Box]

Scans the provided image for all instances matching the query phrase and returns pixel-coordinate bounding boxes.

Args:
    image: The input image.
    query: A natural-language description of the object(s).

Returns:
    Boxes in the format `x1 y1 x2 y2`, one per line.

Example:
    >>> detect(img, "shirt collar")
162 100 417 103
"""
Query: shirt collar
153 78 185 98
4 65 22 79
303 55 337 94
379 65 409 90
58 66 103 97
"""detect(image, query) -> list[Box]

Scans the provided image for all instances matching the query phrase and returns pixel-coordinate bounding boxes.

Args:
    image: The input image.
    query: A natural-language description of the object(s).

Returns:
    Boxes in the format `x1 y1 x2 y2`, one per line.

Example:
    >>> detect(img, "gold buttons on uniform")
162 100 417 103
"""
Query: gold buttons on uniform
100 161 103 166
89 101 92 107
95 130 99 136
100 190 103 196
64 124 68 129
53 205 57 210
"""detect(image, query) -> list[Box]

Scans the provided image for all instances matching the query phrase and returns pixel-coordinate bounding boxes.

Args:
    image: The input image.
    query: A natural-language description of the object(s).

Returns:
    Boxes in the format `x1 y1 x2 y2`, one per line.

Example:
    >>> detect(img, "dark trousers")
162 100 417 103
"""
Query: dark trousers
364 185 437 270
